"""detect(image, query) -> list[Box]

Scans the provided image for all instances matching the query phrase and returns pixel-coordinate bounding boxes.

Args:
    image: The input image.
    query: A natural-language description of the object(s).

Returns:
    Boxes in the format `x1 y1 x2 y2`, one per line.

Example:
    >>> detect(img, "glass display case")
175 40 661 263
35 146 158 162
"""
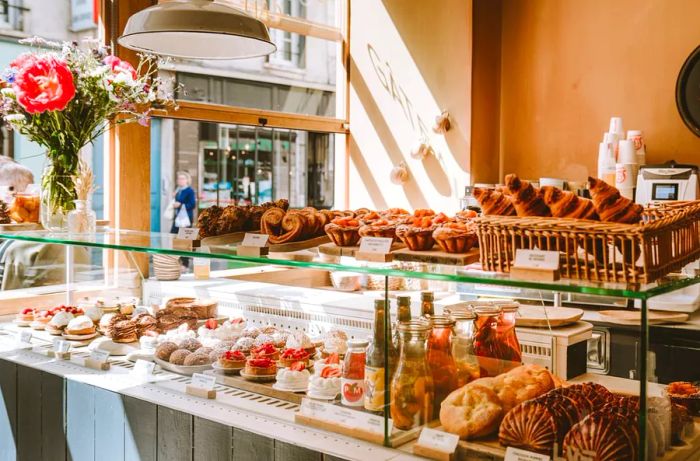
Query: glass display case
0 228 697 461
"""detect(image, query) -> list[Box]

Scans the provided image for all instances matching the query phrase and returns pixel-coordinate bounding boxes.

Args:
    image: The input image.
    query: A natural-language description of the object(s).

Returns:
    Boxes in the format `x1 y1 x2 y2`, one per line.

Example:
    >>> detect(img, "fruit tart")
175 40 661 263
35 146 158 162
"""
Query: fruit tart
280 347 311 368
433 221 478 254
245 357 277 376
380 207 411 223
455 209 478 222
396 216 438 251
219 350 246 369
358 210 382 223
358 218 398 243
668 381 700 415
15 308 34 325
250 342 280 360
324 216 361 247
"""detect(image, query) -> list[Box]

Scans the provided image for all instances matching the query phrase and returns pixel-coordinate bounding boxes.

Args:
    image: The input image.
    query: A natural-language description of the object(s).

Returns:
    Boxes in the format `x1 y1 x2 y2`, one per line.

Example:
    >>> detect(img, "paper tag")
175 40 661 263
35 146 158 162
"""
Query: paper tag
417 428 459 453
505 447 551 461
356 412 391 435
513 249 560 270
53 339 71 353
329 406 359 427
241 233 269 247
132 359 155 376
191 373 216 391
17 330 32 344
90 350 110 363
177 227 200 240
300 398 331 419
359 236 393 254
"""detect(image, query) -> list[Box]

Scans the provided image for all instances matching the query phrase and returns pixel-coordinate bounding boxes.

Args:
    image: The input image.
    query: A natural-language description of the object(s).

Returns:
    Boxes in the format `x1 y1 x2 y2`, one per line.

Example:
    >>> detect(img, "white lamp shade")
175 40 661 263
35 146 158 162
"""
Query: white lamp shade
117 0 276 60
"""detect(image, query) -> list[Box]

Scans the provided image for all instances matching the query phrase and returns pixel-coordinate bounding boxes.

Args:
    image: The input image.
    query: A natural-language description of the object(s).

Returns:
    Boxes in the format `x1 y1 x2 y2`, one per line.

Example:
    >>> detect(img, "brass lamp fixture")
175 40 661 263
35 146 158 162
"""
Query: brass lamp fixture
118 0 276 60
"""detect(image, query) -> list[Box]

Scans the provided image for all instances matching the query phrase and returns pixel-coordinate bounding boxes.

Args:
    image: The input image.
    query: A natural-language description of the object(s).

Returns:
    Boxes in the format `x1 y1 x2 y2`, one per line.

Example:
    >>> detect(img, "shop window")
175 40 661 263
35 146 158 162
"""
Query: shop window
268 0 306 68
0 0 26 31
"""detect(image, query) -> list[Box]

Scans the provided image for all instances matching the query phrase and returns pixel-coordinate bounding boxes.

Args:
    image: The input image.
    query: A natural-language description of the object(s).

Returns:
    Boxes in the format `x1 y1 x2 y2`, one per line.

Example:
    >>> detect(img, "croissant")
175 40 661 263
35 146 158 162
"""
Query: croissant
588 177 643 224
260 207 286 236
505 174 551 217
541 186 599 220
268 212 306 244
473 187 516 216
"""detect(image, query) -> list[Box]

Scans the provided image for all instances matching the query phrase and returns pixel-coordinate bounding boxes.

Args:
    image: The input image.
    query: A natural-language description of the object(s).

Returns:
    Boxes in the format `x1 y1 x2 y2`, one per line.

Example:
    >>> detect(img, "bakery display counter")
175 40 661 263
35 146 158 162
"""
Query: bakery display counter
0 229 697 461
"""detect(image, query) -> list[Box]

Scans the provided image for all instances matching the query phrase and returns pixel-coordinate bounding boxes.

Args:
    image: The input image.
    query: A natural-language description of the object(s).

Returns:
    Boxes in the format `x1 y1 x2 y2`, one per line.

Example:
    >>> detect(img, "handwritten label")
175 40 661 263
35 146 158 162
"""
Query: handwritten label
177 227 200 240
17 330 32 344
241 233 269 247
359 236 393 254
90 350 110 363
300 398 331 419
513 249 560 271
417 428 459 453
505 447 551 461
53 339 71 353
357 412 392 435
132 359 155 377
191 373 216 391
329 406 359 427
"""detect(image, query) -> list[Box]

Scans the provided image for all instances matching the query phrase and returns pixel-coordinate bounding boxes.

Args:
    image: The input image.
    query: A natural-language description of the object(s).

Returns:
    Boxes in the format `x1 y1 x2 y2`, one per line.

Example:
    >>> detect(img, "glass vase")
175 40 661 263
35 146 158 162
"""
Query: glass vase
67 200 96 234
40 158 79 231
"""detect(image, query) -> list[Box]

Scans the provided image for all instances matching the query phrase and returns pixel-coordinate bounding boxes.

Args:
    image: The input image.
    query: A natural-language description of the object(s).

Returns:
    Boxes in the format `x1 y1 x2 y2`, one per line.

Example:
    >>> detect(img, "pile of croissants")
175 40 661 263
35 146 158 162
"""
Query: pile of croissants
196 199 290 239
474 174 644 225
260 207 351 244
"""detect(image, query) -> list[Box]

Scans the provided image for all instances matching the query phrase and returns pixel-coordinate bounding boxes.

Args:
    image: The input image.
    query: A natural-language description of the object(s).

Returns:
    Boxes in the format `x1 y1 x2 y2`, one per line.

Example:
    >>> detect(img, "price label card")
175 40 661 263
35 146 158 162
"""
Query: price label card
132 359 155 377
241 233 269 247
513 249 560 270
417 427 459 453
505 447 551 461
359 236 393 254
329 406 359 427
357 412 391 435
53 339 71 353
90 350 110 363
190 373 216 391
17 330 32 344
300 398 331 419
177 227 200 240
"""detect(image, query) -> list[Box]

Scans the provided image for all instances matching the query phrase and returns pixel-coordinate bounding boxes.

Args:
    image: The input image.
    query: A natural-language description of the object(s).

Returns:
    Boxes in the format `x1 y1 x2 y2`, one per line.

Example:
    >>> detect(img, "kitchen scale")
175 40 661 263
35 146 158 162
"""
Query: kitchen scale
635 160 699 206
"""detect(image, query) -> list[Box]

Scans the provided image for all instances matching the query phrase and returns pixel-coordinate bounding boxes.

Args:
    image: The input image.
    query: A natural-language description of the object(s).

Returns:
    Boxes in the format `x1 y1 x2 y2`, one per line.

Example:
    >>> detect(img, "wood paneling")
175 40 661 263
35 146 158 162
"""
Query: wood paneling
232 427 274 461
274 440 323 461
193 417 231 461
157 406 192 461
66 381 95 461
0 359 17 461
124 395 157 461
41 373 65 461
16 367 42 461
94 389 125 461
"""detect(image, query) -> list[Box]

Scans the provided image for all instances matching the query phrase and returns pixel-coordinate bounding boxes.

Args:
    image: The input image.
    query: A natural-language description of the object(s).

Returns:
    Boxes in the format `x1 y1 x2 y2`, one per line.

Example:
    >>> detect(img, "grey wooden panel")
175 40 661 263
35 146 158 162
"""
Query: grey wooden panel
94 388 125 461
66 380 94 461
157 406 192 461
323 456 349 461
232 428 273 461
124 395 157 461
193 417 231 461
41 372 66 461
17 366 41 461
274 440 323 461
0 359 17 461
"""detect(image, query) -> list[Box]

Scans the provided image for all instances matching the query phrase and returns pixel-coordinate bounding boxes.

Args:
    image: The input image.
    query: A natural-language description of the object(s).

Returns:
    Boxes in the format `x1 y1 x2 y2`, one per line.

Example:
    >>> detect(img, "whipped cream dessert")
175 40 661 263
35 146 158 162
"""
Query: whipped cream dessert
286 331 313 350
49 311 74 328
276 368 310 389
156 324 196 345
84 306 103 323
308 375 341 398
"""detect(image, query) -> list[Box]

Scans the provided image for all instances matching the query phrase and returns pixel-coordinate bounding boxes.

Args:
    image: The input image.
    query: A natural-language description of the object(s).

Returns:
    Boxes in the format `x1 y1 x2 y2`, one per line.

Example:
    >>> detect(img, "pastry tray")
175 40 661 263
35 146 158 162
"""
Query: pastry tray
154 357 213 376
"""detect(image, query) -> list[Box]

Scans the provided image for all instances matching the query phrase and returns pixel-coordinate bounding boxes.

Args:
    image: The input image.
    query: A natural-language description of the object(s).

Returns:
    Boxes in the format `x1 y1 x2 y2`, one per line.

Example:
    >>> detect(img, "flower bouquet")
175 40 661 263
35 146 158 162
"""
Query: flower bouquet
0 37 175 229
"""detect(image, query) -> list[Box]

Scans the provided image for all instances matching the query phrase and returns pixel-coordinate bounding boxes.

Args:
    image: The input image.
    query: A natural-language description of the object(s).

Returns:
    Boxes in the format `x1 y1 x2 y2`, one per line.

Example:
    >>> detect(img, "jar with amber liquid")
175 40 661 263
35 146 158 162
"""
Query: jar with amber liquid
391 320 434 430
426 315 458 418
473 305 522 377
447 308 480 387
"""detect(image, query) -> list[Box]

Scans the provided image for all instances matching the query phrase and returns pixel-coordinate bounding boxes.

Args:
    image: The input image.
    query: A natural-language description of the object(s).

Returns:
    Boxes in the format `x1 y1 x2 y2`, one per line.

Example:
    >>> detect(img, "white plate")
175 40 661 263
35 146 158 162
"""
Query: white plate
154 357 213 376
272 383 308 393
239 370 276 382
13 319 31 327
88 337 139 356
211 362 243 375
306 390 338 401
30 323 46 331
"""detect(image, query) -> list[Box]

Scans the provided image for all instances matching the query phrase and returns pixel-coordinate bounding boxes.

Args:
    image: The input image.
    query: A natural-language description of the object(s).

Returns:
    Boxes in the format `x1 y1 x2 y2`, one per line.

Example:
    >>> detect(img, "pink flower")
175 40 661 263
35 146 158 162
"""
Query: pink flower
104 55 137 80
12 56 75 113
10 53 38 71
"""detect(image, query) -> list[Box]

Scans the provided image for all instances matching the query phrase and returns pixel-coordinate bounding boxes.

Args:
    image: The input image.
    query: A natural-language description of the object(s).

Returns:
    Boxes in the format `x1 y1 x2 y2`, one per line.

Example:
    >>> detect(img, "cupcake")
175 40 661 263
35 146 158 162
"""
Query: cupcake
15 308 34 325
64 315 97 337
280 348 311 368
432 221 478 254
380 207 410 222
244 357 276 376
455 209 478 222
324 216 361 247
396 216 438 251
250 342 279 360
218 350 246 369
46 311 74 336
275 362 310 389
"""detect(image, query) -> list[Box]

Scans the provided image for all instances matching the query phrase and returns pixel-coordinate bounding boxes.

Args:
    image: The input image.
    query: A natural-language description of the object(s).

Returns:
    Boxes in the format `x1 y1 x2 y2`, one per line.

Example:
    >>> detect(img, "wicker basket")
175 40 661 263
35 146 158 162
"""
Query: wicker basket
474 200 700 284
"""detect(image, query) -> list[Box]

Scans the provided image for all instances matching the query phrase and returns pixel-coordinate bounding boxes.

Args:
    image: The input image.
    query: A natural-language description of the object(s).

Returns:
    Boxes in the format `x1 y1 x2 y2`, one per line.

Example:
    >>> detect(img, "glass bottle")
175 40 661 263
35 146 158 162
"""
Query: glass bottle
473 305 521 377
426 315 458 418
365 300 398 412
393 295 412 349
420 291 434 318
342 339 368 407
67 199 96 234
448 308 480 387
391 320 434 430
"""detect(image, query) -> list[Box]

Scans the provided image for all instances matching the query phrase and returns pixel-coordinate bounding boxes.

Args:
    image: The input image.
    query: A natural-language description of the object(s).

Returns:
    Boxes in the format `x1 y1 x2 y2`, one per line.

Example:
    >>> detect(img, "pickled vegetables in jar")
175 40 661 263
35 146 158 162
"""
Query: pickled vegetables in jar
473 304 522 377
391 320 434 430
447 308 480 387
426 315 458 418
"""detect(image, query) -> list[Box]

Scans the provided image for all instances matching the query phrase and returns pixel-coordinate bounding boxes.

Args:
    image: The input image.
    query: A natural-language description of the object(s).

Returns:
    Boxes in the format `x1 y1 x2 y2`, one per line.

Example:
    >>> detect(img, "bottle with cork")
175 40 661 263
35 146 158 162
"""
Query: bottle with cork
420 291 435 319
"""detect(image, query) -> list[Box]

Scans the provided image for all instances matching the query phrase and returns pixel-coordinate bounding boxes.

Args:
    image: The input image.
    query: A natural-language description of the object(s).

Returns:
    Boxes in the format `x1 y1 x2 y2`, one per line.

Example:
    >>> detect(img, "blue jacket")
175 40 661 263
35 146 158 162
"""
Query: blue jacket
174 186 196 226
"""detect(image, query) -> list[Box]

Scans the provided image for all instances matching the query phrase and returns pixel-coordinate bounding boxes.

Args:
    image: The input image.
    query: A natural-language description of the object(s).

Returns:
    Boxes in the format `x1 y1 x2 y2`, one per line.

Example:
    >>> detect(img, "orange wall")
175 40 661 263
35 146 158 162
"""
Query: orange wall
497 0 700 182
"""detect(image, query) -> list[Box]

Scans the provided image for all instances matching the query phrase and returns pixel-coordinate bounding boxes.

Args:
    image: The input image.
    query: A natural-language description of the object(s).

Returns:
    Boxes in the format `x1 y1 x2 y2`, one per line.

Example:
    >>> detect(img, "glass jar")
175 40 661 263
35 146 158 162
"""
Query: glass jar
10 187 41 224
495 301 522 364
342 339 368 407
448 309 480 387
473 305 521 377
67 199 96 234
391 320 434 430
427 315 458 418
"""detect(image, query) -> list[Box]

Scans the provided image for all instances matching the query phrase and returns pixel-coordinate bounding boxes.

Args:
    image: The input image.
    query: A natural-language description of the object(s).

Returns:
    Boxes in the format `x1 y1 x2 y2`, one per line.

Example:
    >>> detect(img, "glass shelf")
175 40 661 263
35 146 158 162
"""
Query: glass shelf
0 229 697 299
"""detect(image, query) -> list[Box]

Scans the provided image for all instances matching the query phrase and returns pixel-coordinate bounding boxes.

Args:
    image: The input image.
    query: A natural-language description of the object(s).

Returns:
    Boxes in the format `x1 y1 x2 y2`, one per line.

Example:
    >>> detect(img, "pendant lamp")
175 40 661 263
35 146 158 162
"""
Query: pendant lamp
117 0 276 60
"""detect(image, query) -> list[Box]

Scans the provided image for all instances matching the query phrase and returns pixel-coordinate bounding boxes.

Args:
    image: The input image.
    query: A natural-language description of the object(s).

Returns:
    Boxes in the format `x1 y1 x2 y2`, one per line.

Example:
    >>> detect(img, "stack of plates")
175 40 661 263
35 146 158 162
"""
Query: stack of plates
153 254 181 281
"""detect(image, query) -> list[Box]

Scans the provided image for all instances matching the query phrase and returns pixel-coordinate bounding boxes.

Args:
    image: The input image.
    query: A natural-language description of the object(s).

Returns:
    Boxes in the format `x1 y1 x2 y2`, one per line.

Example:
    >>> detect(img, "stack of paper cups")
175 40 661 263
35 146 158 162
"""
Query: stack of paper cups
616 139 637 199
626 130 646 165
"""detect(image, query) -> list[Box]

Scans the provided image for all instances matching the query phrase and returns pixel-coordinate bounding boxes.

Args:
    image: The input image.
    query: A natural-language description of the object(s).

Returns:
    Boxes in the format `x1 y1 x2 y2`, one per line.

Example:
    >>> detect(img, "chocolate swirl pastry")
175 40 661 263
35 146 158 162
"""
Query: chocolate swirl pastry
216 206 249 235
498 401 562 455
563 412 638 461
